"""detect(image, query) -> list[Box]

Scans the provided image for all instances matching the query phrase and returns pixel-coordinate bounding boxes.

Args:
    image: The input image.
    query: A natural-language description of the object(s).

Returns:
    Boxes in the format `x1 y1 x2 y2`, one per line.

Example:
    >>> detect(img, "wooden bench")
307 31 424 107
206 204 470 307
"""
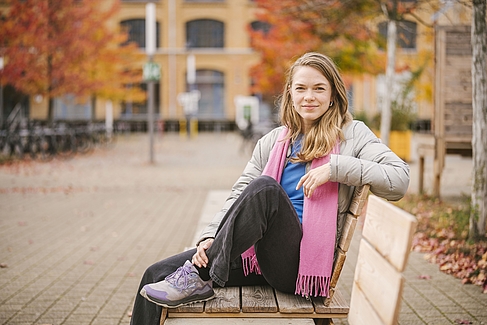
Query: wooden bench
159 185 370 325
348 195 417 325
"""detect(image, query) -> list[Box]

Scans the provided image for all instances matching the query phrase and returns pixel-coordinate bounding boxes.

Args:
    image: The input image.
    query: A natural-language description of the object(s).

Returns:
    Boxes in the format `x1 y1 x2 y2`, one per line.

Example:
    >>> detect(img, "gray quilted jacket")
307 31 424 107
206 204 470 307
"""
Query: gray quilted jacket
198 120 410 246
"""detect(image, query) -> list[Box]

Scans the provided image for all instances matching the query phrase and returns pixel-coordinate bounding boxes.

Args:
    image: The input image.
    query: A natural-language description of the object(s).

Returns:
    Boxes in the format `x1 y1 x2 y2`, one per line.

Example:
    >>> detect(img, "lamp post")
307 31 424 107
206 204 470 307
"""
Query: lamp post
0 56 4 128
145 2 159 164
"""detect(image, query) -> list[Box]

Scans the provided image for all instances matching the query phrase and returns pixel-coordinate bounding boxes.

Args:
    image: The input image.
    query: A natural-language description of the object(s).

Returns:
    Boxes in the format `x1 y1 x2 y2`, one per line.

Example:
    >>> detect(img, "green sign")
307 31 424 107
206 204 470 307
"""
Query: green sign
143 62 161 81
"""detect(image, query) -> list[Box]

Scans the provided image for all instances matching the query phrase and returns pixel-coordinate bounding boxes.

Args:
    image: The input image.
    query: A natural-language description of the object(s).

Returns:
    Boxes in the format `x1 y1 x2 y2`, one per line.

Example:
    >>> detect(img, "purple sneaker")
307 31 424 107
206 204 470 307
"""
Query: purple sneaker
140 260 214 308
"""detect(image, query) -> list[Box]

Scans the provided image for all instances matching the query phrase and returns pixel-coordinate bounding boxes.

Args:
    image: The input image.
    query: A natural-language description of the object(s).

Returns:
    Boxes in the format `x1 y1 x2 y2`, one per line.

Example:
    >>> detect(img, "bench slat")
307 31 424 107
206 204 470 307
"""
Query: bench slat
330 248 346 288
205 287 240 313
312 289 349 314
274 290 314 313
338 212 358 252
363 195 417 272
171 302 204 313
348 185 369 216
241 285 278 313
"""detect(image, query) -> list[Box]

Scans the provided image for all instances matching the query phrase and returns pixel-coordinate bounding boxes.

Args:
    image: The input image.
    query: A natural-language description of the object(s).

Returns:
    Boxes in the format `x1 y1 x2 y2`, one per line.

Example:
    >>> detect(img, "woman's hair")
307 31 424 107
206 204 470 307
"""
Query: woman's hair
279 52 353 162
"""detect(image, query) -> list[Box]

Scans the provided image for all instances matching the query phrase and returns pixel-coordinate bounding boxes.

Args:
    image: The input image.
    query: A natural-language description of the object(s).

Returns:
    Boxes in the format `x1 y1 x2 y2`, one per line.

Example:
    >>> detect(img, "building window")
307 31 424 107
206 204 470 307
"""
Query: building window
190 70 224 119
121 19 161 49
186 19 224 48
54 94 91 120
378 20 417 50
250 20 271 35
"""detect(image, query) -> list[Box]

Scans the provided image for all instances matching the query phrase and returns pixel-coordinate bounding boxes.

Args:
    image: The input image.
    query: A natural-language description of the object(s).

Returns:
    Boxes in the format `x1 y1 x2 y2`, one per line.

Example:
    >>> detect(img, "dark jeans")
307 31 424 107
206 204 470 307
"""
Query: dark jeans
130 176 303 325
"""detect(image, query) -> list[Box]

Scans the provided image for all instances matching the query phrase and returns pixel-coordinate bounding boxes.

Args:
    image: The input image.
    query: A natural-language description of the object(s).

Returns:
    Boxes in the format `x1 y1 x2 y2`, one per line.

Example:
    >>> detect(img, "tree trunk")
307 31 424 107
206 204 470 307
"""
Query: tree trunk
380 19 397 147
469 0 487 241
91 95 96 122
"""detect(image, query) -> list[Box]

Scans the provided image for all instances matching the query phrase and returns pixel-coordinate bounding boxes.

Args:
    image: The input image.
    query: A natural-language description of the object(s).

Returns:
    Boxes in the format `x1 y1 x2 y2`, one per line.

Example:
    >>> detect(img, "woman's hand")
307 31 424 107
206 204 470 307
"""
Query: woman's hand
296 162 331 198
192 238 214 268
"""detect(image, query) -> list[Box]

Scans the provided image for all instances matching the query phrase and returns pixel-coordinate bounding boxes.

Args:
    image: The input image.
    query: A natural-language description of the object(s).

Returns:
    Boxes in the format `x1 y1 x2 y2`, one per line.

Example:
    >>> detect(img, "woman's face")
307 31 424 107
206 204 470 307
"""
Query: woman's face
290 66 333 132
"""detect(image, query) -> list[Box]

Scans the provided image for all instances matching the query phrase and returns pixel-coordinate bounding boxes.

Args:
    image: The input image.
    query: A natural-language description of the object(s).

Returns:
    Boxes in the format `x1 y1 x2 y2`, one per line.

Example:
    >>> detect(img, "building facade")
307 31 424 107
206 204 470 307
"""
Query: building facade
115 0 261 129
0 0 261 129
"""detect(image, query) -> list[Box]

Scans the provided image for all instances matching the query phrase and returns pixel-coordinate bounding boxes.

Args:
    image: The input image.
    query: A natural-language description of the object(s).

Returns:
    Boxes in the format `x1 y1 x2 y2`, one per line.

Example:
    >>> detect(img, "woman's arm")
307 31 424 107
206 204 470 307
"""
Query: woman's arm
330 121 410 201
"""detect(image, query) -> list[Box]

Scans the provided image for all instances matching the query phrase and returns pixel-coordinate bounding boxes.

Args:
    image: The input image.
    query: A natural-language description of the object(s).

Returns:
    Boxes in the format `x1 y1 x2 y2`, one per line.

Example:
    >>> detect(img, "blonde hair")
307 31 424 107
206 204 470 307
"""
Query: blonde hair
279 52 353 162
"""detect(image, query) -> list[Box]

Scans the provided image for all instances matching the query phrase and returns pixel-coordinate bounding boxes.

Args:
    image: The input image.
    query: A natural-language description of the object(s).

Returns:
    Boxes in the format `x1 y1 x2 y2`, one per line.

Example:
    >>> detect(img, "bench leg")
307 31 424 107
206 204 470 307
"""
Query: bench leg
159 308 168 325
314 318 334 325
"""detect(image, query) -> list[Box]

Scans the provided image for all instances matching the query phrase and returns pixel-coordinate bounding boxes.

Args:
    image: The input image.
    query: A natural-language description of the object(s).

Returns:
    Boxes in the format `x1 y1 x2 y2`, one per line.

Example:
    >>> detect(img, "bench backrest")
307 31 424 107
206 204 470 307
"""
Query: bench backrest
348 195 418 325
325 184 370 306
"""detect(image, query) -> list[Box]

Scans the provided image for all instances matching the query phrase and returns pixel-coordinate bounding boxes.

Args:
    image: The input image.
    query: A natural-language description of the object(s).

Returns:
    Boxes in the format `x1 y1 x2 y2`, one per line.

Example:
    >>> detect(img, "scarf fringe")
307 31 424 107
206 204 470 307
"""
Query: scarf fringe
242 254 261 276
295 274 330 297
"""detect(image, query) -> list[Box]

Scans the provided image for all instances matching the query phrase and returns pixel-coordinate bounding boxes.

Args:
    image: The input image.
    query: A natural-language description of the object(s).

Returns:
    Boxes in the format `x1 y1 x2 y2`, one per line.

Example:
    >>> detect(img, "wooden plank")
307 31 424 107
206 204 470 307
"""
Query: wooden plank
338 213 357 252
348 282 386 325
170 301 204 313
241 285 278 313
330 248 346 288
313 288 349 314
165 318 315 324
160 308 168 325
362 195 417 272
274 290 314 313
353 239 404 325
204 287 240 313
168 311 347 319
348 185 369 216
323 287 334 307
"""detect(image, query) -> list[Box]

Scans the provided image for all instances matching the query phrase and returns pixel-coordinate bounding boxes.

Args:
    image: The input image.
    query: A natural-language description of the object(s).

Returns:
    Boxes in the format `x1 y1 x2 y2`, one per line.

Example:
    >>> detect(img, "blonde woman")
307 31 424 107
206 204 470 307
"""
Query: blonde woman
130 52 410 325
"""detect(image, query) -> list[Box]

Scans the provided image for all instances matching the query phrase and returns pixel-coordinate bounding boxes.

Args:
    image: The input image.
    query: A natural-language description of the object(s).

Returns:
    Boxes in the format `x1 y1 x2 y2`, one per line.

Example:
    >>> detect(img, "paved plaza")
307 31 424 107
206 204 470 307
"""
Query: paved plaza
0 132 485 325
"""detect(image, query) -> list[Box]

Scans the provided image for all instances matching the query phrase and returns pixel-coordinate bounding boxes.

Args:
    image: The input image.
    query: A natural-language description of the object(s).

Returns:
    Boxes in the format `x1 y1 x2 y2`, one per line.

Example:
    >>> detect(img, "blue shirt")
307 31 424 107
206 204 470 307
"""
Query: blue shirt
280 136 306 223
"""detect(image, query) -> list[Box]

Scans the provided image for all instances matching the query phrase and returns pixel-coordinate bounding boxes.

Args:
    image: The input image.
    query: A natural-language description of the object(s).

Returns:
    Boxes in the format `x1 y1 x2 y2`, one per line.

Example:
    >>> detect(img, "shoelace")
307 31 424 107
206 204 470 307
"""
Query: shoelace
165 264 193 291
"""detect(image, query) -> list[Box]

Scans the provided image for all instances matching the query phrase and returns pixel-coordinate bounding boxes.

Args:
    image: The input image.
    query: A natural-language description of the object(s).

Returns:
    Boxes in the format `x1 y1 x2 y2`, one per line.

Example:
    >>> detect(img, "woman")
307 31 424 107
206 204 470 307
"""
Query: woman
130 52 410 325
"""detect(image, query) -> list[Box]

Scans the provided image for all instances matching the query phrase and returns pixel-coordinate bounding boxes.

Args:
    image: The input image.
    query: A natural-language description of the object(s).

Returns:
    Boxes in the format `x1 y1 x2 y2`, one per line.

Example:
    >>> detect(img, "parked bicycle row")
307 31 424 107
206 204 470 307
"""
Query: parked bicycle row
0 122 118 162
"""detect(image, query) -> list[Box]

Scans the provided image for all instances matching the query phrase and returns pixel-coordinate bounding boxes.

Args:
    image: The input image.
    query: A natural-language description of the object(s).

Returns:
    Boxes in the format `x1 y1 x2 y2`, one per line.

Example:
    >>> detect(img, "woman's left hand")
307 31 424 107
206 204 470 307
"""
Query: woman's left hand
296 162 331 198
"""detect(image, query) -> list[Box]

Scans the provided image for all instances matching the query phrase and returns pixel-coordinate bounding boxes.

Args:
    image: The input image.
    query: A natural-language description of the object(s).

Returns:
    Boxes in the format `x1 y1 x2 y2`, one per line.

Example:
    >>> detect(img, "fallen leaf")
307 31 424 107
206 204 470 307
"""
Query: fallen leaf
418 274 431 280
0 263 8 268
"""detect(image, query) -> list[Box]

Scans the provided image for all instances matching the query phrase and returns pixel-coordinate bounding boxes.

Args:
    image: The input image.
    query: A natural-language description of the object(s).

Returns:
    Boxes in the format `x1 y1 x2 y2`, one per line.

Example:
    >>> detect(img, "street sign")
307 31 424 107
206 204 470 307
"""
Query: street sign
177 90 201 115
143 61 161 81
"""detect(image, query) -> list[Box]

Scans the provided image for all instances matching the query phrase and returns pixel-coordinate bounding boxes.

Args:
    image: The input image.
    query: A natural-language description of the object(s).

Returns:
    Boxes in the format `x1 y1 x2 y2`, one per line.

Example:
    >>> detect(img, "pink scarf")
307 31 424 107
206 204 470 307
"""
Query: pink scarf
241 128 339 297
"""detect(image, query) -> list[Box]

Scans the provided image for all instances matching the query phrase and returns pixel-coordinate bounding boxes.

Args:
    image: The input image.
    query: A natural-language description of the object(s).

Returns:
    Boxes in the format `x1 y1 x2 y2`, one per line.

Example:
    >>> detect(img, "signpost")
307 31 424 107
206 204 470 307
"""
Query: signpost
145 2 158 163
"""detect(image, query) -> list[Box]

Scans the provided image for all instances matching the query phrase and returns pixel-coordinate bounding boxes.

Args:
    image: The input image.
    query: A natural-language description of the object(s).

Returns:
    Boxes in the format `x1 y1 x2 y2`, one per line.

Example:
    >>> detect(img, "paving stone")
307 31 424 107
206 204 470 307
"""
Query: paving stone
1 133 486 325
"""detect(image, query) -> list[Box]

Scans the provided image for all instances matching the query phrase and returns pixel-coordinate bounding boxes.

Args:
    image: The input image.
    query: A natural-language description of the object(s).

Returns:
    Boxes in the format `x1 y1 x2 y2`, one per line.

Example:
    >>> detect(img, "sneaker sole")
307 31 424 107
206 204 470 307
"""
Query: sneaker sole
141 289 215 308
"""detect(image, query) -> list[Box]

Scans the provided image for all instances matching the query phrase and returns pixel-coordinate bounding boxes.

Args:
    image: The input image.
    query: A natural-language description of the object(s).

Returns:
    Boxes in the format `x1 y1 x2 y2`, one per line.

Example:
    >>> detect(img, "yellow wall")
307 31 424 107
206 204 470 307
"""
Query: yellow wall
116 0 260 121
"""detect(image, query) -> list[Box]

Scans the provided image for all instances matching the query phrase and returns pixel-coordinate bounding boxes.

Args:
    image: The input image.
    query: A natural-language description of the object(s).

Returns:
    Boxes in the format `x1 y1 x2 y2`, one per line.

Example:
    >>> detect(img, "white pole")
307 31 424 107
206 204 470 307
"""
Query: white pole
105 100 113 136
187 54 196 86
146 2 156 163
168 0 176 118
146 3 156 56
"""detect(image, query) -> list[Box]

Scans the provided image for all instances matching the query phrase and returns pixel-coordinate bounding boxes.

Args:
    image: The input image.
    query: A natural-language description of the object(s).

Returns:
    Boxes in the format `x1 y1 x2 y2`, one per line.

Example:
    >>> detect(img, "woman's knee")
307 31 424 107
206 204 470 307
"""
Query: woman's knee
248 175 280 191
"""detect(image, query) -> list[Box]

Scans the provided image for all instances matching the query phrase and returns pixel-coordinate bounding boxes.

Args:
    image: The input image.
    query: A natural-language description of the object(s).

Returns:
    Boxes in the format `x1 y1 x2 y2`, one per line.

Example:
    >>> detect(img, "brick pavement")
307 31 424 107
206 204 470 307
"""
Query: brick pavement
0 132 486 325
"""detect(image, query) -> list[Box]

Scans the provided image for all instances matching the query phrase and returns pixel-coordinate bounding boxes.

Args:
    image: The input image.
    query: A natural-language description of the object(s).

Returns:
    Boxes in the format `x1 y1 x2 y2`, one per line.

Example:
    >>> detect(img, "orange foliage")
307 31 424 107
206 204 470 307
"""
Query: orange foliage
0 0 145 114
249 0 384 98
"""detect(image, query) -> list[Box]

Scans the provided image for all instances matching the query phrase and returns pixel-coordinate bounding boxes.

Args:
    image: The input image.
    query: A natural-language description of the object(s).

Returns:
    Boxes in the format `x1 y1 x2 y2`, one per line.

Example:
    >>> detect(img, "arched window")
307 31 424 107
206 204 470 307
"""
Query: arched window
190 70 224 119
378 20 417 50
186 19 224 48
120 19 161 49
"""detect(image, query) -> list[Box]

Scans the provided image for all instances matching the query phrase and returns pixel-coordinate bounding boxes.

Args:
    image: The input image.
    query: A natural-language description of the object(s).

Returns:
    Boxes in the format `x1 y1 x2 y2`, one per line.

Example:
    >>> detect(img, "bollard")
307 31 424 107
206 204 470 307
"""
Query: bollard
179 120 187 138
190 118 198 138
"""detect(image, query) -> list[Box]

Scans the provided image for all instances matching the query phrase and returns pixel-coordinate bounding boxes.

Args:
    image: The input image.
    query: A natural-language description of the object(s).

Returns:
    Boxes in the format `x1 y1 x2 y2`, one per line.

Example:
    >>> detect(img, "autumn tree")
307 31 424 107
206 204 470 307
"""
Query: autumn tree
250 0 437 147
249 0 385 101
0 0 144 123
470 0 487 240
